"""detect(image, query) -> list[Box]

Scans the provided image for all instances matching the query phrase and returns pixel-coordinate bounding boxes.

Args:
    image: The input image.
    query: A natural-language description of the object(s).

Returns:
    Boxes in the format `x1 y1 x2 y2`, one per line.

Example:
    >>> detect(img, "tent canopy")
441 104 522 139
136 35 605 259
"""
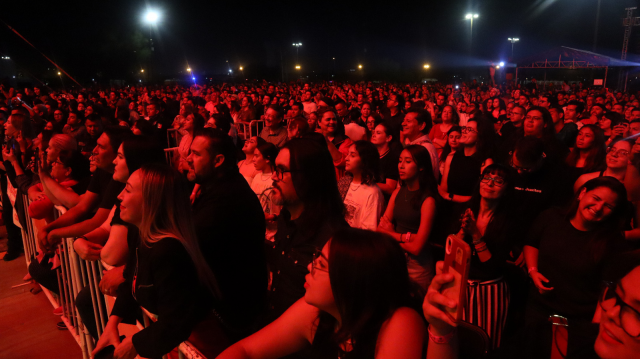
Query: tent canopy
517 46 640 69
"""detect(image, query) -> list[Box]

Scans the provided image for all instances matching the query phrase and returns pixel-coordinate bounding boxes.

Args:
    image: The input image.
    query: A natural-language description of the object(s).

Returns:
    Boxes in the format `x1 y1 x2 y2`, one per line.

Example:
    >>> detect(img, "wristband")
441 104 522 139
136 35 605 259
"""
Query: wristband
405 232 412 243
428 325 456 344
528 266 538 275
448 192 454 200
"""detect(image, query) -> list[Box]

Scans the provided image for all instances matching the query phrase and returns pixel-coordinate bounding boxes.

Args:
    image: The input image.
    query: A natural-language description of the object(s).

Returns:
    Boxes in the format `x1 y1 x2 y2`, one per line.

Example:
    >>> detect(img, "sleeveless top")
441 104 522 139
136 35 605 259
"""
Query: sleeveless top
447 150 484 196
393 186 423 234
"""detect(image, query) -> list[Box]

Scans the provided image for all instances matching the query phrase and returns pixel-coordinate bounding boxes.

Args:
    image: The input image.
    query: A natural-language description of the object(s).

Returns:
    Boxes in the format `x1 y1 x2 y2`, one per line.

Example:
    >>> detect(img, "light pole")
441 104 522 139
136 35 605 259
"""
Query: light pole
508 38 519 58
292 43 302 63
465 13 479 44
143 9 160 83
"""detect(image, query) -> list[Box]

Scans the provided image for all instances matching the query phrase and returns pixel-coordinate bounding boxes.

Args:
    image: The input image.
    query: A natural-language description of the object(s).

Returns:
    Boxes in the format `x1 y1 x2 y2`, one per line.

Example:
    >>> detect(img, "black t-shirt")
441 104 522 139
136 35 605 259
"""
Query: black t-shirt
511 161 574 251
448 150 485 196
86 168 125 209
379 147 401 182
526 208 624 317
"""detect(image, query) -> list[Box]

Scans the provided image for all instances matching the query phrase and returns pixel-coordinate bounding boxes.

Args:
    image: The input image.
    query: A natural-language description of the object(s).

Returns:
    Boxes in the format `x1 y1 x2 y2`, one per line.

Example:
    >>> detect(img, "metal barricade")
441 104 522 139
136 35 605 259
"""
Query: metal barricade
167 128 182 148
18 188 210 358
236 119 264 140
19 194 38 266
165 147 180 169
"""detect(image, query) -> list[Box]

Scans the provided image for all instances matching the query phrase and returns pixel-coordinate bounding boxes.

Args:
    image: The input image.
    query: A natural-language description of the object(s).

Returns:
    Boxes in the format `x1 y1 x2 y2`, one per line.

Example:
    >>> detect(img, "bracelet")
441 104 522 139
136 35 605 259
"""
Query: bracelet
474 243 487 250
528 266 538 275
428 325 456 344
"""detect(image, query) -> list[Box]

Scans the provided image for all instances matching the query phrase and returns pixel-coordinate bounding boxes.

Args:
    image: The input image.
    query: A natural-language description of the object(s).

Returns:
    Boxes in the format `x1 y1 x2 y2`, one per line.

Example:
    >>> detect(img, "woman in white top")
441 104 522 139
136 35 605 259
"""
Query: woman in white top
250 142 279 214
237 136 264 185
342 140 384 231
251 142 280 240
177 113 205 173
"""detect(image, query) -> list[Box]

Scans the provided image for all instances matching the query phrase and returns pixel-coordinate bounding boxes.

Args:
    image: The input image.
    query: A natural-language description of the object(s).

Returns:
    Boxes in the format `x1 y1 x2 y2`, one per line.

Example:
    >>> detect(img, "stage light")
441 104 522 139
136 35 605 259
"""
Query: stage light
295 65 301 70
499 62 505 67
424 64 430 69
187 68 192 72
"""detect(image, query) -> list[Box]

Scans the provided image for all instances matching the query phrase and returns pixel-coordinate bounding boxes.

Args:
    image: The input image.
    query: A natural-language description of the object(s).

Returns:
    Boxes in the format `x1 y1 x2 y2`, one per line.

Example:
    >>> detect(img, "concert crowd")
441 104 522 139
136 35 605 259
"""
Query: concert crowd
1 77 640 359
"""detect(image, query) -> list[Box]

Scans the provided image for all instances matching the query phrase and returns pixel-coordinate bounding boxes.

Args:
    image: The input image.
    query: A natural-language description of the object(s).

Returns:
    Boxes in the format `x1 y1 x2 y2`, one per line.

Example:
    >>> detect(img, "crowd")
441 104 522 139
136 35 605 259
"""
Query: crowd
1 77 640 359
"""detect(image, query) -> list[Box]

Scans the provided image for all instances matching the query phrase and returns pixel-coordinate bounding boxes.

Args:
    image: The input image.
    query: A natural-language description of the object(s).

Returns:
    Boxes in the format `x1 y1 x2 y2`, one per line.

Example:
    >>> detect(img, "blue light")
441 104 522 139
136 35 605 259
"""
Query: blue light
499 61 505 67
192 77 195 80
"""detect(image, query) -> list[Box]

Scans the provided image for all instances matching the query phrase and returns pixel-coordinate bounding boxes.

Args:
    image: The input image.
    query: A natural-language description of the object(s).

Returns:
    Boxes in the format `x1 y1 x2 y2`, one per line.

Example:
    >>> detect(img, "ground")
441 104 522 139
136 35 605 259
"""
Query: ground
0 233 83 359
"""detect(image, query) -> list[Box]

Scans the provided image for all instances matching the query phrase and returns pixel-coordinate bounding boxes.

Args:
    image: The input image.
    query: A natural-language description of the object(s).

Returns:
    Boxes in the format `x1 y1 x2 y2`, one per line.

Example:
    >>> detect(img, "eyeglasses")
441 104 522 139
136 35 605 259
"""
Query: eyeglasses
461 127 477 134
273 166 295 181
607 147 630 157
599 282 640 338
310 248 328 275
481 175 505 187
509 158 536 173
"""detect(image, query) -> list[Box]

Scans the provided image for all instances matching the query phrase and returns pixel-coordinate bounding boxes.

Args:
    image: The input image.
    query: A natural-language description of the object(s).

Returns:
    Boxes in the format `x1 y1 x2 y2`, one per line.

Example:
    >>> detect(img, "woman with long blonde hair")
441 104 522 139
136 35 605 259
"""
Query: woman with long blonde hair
92 164 228 359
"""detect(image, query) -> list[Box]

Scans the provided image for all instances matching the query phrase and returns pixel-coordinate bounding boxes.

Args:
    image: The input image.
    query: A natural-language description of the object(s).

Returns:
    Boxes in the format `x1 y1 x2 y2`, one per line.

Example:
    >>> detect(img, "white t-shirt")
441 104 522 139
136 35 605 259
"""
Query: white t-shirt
250 171 281 241
250 172 277 214
343 182 384 231
345 123 367 142
303 101 317 114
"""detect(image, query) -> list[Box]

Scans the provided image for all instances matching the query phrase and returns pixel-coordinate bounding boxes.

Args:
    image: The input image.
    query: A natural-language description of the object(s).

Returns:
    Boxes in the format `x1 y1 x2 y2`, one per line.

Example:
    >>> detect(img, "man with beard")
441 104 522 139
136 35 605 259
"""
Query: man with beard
187 128 267 339
38 127 130 252
264 138 348 324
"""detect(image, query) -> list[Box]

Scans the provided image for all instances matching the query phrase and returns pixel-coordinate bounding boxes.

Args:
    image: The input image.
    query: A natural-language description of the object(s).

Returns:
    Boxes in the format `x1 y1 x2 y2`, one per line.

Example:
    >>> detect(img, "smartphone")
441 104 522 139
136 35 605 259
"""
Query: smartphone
441 234 471 322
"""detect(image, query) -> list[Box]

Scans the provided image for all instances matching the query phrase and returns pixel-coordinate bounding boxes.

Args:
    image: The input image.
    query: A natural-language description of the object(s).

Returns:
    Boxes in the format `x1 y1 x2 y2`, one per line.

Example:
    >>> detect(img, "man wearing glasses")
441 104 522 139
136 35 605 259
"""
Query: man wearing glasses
595 266 640 358
264 138 348 325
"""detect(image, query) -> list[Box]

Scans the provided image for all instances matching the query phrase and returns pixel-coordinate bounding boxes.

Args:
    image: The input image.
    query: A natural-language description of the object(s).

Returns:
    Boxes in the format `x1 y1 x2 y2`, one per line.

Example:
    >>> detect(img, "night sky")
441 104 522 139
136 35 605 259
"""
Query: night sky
1 0 639 83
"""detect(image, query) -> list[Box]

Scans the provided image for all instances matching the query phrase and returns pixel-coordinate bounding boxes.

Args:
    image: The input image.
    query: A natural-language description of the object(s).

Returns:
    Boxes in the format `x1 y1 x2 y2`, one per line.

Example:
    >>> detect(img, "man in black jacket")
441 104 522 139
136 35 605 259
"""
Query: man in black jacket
187 128 267 339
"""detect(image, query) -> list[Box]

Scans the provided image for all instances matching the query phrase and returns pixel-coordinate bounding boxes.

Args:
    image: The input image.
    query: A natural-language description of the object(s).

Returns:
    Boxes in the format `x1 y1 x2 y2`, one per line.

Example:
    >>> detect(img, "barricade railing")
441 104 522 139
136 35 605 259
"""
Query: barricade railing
236 119 264 140
17 195 208 359
165 147 180 169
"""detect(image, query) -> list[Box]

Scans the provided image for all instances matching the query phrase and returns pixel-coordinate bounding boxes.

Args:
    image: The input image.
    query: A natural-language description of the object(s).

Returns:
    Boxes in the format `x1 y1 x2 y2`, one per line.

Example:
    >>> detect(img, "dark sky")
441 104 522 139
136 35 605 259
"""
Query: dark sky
1 0 639 83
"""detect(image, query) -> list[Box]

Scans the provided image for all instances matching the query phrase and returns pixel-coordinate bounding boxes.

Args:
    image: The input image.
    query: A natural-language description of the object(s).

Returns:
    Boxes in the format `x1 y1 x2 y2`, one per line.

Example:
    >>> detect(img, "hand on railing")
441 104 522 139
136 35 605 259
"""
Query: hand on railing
100 267 125 297
73 237 103 261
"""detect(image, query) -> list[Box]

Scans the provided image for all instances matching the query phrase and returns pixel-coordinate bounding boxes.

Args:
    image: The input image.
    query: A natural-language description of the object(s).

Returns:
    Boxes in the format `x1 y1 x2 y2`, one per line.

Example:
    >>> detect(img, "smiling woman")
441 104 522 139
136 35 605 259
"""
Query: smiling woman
522 176 631 357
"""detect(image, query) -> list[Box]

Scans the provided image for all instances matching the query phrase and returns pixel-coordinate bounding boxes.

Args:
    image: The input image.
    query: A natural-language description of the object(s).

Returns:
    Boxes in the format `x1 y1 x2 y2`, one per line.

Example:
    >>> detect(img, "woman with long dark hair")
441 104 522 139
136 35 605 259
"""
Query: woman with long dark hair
251 142 279 216
370 121 402 197
217 228 426 359
565 124 606 175
455 164 517 349
430 105 460 155
377 145 438 293
92 164 228 359
318 109 353 180
438 125 462 177
439 116 495 203
338 140 384 230
523 177 630 358
574 139 633 192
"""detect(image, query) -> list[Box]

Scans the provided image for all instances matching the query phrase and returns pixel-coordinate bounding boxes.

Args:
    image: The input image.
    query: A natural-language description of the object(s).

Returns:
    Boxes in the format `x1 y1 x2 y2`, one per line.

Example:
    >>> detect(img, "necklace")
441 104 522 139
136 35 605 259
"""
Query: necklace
379 148 390 159
350 182 362 191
